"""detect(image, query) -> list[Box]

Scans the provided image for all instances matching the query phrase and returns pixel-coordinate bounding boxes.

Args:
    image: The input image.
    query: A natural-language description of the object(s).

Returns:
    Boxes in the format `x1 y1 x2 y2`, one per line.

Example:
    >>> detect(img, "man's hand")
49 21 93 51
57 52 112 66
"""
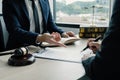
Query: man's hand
62 31 75 38
36 33 66 47
51 32 61 42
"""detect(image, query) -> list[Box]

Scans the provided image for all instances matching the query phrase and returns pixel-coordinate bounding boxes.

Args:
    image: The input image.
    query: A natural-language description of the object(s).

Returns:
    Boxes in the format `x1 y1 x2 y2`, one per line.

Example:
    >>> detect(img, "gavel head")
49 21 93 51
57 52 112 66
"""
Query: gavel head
14 47 28 57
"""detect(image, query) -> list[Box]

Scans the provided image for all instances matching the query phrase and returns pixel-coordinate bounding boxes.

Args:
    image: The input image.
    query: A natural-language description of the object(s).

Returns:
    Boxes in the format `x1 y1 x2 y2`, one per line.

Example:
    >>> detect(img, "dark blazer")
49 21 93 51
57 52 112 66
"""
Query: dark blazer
82 0 120 80
2 0 63 50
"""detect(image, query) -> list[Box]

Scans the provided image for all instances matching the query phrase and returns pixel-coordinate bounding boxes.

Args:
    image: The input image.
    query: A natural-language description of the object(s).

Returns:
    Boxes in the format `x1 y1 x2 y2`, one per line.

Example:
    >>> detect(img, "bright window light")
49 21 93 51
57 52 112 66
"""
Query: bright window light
55 0 110 27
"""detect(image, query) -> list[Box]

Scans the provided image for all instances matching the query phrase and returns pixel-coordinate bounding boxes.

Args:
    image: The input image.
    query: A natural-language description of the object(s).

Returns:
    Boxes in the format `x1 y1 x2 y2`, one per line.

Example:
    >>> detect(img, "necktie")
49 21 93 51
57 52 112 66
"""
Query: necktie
31 0 40 33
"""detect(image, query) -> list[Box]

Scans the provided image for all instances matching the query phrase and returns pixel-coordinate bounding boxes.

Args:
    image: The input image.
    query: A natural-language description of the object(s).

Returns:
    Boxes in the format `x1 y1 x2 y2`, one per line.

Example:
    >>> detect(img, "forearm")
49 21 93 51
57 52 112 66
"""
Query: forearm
10 27 39 45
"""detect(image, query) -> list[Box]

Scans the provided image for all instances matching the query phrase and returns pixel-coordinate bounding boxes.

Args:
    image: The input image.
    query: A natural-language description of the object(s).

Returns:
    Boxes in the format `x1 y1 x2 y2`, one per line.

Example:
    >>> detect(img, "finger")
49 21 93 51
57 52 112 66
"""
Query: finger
66 31 75 37
89 42 98 46
88 38 95 42
51 32 61 41
56 42 67 47
65 35 69 38
51 32 56 37
55 32 59 38
50 39 66 47
92 49 98 54
87 38 95 45
51 32 59 38
63 34 69 38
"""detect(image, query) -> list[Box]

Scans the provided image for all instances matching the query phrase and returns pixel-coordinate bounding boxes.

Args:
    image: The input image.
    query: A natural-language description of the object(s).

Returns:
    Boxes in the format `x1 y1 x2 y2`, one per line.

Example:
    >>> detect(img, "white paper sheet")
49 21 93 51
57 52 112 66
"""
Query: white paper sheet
33 47 92 63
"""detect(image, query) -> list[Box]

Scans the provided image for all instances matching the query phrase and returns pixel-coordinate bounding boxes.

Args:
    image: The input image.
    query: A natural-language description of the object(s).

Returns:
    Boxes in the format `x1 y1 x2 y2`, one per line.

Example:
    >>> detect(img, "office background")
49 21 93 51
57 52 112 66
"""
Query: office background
0 0 114 29
0 1 116 80
0 0 114 49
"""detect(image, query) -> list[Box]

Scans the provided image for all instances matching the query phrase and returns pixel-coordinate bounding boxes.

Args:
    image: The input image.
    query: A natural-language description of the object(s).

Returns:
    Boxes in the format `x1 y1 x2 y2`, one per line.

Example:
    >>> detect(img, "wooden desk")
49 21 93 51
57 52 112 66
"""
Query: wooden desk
0 39 89 80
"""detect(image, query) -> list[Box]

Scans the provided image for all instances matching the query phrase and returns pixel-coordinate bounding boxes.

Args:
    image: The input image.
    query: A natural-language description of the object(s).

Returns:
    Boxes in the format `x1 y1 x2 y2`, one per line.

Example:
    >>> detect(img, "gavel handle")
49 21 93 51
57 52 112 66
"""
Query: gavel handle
0 50 14 56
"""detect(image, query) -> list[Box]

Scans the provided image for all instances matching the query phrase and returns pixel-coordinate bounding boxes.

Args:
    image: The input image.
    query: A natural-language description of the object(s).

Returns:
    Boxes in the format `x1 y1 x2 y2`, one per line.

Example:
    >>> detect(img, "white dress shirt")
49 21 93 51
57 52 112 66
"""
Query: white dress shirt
25 0 43 34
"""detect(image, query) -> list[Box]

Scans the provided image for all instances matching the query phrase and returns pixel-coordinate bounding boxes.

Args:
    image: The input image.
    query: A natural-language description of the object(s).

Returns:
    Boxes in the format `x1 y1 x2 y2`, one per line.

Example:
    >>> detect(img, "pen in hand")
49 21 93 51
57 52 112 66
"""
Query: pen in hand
81 35 102 52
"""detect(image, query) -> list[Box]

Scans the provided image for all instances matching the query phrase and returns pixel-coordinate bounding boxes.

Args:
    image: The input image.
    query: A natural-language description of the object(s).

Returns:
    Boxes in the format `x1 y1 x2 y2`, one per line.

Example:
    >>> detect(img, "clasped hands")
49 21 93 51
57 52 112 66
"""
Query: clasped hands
36 31 75 47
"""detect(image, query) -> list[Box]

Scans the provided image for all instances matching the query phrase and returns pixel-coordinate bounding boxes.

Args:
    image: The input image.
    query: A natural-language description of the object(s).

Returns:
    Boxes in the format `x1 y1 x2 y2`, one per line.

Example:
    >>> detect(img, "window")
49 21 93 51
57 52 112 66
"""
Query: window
54 0 111 27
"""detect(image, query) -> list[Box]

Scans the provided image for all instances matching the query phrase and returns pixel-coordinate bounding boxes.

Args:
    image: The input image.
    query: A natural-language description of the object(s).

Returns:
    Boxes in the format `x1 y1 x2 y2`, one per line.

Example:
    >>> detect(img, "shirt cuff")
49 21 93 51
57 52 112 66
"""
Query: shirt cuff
35 34 42 45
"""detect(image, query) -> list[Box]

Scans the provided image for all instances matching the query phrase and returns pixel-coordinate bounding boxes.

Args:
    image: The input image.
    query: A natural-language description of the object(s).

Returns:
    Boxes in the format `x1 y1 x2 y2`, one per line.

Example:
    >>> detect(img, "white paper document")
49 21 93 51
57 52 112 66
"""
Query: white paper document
33 47 92 63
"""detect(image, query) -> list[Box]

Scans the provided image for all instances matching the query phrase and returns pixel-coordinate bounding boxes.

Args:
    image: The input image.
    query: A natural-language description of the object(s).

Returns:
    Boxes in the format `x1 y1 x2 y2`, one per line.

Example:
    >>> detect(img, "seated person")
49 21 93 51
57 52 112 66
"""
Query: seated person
81 0 120 79
2 0 75 50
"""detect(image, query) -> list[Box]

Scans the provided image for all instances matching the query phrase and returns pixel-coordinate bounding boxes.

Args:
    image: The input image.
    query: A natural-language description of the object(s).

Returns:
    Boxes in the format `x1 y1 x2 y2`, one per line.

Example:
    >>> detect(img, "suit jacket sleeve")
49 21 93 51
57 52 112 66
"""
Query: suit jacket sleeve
43 0 64 34
47 10 64 34
82 0 120 79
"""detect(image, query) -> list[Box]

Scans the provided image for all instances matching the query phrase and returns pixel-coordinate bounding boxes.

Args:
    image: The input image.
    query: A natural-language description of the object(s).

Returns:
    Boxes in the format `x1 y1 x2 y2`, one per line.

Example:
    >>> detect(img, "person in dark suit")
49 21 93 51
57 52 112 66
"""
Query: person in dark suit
81 0 120 80
2 0 75 50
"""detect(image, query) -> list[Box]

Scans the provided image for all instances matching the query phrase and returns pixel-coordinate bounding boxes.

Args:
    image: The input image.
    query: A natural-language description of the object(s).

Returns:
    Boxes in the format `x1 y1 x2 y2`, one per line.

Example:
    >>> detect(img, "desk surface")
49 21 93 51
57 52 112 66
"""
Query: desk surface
0 39 89 80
